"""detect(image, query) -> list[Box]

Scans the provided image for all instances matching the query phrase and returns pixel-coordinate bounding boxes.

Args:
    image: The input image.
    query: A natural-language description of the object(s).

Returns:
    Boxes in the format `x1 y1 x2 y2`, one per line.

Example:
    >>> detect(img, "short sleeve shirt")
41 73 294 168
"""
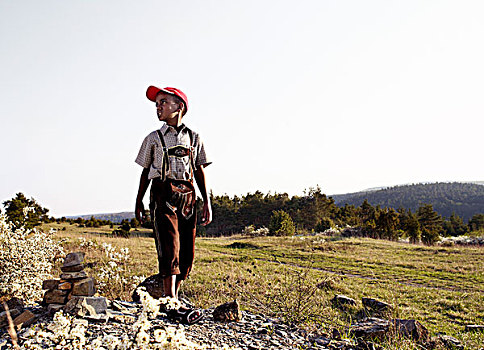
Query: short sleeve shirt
135 124 211 181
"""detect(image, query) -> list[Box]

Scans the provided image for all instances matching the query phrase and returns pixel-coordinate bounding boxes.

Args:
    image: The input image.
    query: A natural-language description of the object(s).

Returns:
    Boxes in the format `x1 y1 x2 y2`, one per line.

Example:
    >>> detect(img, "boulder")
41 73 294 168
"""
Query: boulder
213 300 242 322
43 289 69 304
63 252 85 267
42 279 60 290
393 319 429 343
349 317 391 340
331 294 357 309
132 274 164 302
362 298 393 312
60 271 88 280
64 296 107 317
13 310 36 330
71 278 96 296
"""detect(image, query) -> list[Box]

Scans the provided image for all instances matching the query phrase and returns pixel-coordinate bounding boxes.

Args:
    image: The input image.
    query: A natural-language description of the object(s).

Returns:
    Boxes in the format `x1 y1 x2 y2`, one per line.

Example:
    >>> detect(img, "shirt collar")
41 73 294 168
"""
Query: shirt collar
160 123 186 135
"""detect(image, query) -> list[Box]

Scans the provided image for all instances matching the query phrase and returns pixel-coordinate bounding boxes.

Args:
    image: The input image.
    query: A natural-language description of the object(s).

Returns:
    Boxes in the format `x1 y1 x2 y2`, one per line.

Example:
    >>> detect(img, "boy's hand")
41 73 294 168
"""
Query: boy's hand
200 202 212 226
135 200 145 223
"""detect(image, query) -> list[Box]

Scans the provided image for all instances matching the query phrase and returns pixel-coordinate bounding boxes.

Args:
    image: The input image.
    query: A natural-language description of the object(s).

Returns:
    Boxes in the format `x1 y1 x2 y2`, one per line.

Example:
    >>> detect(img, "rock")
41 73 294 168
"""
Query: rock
58 281 72 290
63 252 85 267
362 298 393 312
465 324 484 332
47 304 65 313
349 317 391 340
0 309 21 328
13 310 36 330
433 334 464 350
71 277 96 296
61 264 85 272
43 289 69 304
132 274 164 302
355 339 384 350
60 271 88 280
0 297 24 313
65 296 108 316
393 319 429 343
106 310 137 323
111 300 138 313
331 294 357 308
42 279 60 290
213 300 242 322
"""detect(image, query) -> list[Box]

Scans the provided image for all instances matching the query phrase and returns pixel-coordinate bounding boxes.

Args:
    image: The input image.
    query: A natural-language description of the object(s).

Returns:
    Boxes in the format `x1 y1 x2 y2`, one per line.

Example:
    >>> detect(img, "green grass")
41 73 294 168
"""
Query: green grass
44 223 484 349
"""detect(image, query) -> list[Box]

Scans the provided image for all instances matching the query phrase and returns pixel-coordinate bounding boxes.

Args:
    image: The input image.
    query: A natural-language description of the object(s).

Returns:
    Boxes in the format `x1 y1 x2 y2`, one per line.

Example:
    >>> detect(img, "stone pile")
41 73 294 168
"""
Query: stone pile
42 252 97 313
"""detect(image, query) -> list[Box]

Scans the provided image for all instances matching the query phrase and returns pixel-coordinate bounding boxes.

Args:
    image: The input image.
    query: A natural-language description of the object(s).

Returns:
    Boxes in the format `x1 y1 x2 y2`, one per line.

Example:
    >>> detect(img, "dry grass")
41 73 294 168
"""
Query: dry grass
44 223 484 349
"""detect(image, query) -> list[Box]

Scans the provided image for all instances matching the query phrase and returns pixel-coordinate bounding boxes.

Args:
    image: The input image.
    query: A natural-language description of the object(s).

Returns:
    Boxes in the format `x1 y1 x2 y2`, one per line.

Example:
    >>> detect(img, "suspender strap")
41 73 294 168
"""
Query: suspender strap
185 127 197 179
156 130 170 182
156 127 196 181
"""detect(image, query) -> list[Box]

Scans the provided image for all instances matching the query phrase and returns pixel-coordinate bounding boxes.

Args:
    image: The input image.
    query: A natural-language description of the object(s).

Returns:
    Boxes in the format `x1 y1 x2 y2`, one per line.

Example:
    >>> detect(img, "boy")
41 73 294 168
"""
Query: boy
135 85 212 324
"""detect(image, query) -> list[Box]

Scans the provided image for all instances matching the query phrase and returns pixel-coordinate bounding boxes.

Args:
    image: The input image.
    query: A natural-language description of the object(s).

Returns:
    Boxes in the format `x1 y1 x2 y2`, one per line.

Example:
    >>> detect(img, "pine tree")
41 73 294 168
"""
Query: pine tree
268 210 295 236
417 204 442 245
2 193 49 229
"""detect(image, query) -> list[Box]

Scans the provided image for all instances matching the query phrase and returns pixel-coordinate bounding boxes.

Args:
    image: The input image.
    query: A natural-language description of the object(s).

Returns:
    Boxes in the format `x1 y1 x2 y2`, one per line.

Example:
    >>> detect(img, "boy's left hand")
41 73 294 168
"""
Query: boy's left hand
200 202 212 226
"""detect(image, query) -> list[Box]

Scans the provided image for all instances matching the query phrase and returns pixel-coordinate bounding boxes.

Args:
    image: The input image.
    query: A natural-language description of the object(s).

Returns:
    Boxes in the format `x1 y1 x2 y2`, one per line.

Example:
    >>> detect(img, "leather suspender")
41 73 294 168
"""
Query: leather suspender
156 127 195 181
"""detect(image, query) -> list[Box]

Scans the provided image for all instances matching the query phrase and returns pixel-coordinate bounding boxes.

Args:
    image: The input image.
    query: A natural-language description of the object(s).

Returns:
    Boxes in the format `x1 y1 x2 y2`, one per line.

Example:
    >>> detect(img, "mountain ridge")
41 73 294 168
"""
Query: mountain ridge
67 181 484 223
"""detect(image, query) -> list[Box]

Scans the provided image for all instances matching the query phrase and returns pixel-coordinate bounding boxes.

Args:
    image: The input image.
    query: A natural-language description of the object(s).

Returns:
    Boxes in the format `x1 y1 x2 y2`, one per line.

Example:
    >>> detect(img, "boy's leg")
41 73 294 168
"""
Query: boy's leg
151 179 182 296
175 210 197 296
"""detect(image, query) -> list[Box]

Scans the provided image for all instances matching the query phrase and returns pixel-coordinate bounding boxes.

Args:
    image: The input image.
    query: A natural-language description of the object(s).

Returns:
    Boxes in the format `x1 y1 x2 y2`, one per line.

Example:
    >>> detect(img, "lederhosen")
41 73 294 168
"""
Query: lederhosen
150 127 197 280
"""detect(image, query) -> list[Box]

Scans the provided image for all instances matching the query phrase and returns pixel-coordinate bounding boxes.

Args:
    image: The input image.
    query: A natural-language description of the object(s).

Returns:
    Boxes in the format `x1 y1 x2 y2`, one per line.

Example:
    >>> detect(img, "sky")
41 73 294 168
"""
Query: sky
1 0 483 217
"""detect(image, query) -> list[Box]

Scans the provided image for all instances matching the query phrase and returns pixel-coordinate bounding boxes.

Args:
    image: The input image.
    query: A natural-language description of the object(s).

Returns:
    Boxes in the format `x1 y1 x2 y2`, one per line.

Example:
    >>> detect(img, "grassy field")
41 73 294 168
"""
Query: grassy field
44 223 484 349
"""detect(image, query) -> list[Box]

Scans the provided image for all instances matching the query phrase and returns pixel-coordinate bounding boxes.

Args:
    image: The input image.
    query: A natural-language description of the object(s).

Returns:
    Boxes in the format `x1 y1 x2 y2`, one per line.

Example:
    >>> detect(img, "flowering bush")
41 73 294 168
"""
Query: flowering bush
242 225 269 237
0 212 64 303
93 242 144 300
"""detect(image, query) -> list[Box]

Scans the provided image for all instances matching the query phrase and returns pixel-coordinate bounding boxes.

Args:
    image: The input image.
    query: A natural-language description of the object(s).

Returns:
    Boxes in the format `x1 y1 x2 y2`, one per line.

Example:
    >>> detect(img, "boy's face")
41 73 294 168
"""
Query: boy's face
155 92 182 122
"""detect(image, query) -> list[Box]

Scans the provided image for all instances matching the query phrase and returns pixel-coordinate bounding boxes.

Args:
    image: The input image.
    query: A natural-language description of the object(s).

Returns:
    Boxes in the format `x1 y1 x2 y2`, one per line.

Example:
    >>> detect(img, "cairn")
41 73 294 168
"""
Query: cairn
42 252 97 313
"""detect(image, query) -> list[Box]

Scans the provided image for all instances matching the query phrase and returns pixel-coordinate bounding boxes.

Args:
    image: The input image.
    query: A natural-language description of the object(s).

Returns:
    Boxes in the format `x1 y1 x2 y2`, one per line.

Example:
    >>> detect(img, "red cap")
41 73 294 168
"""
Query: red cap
146 85 189 115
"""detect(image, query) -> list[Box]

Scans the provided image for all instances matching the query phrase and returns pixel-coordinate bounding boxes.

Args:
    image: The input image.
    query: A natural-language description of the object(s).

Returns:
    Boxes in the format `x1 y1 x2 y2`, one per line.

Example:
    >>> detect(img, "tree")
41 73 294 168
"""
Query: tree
417 204 442 245
268 210 295 236
468 214 484 232
375 207 400 240
2 192 49 229
359 200 377 236
443 212 468 236
130 218 140 228
400 209 421 243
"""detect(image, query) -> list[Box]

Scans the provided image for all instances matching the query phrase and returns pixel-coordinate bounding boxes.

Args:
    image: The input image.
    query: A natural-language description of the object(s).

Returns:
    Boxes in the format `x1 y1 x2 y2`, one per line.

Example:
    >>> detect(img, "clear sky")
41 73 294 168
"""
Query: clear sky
1 1 483 217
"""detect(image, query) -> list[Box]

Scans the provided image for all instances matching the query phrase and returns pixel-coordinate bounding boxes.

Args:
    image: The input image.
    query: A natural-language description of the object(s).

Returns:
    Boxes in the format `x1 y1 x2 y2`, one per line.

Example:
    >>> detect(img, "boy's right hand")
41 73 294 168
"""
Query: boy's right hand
135 200 145 223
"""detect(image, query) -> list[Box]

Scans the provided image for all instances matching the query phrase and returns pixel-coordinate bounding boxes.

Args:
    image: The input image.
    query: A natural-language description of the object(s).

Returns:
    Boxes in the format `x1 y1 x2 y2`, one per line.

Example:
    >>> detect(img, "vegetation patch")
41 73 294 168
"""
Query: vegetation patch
225 241 260 249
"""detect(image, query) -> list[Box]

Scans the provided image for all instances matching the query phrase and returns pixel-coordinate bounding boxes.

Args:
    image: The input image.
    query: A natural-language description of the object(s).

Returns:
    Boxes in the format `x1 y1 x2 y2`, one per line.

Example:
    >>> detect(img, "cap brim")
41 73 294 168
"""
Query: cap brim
146 86 162 102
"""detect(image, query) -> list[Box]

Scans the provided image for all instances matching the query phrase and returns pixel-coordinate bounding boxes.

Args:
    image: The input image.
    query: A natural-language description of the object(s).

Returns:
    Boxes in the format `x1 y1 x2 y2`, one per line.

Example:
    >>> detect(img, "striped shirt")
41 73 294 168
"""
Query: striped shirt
135 123 211 181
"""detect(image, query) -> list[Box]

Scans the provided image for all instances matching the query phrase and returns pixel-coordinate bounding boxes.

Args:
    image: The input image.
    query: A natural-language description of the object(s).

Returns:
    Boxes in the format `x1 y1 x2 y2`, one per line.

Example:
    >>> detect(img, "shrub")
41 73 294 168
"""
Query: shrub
0 213 64 303
268 210 295 236
315 217 334 232
112 220 131 238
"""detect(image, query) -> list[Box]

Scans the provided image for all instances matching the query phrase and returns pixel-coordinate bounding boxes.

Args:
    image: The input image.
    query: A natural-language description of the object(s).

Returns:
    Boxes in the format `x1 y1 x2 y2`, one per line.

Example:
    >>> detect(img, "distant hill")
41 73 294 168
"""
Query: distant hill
67 211 134 223
332 182 484 222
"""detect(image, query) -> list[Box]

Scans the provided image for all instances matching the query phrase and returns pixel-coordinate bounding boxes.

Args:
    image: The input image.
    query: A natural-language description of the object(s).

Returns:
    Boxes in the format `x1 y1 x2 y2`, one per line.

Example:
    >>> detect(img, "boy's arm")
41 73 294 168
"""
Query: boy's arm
194 166 212 226
135 168 151 223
